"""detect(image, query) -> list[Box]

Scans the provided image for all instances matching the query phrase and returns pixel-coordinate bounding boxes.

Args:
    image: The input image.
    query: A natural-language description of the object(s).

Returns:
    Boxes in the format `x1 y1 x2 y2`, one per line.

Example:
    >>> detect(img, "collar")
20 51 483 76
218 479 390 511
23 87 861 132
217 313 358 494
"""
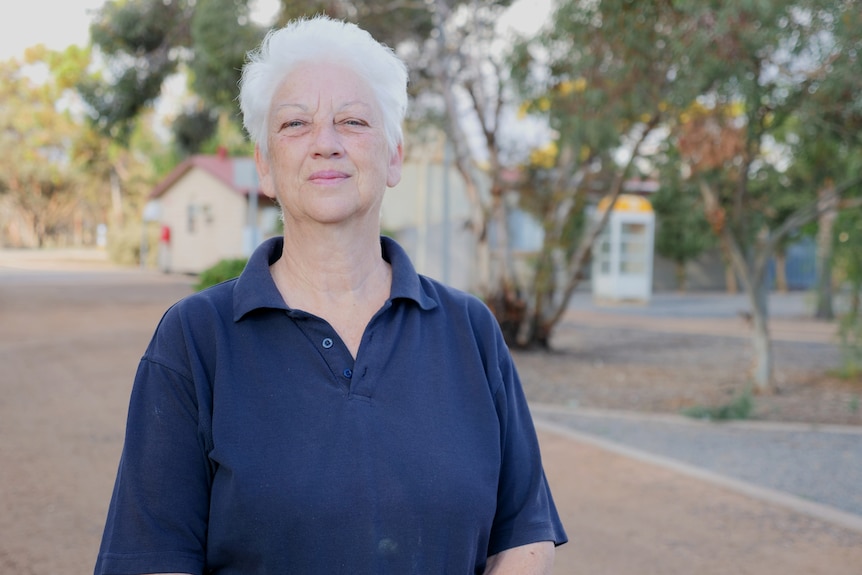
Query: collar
232 236 438 322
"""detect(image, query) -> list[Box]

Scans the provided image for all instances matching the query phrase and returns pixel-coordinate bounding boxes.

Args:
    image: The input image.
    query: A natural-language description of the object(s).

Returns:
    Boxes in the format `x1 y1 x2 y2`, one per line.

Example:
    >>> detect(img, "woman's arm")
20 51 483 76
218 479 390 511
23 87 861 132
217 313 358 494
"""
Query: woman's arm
484 541 555 574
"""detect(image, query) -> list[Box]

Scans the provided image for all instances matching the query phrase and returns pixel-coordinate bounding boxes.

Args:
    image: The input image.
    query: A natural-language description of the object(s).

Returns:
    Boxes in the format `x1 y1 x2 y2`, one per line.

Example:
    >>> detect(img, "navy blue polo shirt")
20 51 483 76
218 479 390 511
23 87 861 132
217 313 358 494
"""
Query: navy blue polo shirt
95 236 566 575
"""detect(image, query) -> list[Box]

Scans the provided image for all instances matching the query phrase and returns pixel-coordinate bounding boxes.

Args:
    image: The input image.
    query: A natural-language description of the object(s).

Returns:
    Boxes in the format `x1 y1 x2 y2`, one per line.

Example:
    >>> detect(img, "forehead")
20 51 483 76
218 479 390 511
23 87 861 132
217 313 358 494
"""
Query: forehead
272 60 378 109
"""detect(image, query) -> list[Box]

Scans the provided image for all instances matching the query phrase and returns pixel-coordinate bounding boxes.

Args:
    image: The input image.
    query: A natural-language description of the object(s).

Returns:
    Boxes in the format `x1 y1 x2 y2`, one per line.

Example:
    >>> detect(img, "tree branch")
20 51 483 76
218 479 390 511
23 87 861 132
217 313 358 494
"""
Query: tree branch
543 115 662 331
765 173 862 255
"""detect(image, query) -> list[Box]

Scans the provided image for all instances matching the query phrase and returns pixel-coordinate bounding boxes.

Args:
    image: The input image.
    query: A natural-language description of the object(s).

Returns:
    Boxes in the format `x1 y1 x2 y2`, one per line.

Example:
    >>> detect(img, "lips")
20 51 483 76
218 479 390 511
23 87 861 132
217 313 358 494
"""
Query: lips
309 170 350 183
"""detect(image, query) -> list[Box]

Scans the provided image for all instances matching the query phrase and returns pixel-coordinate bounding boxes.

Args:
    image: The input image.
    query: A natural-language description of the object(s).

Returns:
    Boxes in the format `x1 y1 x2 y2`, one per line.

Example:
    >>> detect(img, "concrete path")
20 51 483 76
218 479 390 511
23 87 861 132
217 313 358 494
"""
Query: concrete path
539 424 862 575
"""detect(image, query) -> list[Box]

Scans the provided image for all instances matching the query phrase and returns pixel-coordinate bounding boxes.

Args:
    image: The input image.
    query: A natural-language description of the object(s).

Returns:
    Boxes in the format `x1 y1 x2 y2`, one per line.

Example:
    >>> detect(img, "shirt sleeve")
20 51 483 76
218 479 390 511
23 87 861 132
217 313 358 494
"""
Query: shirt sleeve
95 309 212 575
486 331 568 556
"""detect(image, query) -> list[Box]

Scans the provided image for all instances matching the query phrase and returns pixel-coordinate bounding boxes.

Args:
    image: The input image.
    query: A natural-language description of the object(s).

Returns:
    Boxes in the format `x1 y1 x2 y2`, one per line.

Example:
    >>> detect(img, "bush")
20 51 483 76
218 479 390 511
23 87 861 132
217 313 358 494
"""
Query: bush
837 313 862 379
106 222 145 267
681 389 754 422
195 257 248 291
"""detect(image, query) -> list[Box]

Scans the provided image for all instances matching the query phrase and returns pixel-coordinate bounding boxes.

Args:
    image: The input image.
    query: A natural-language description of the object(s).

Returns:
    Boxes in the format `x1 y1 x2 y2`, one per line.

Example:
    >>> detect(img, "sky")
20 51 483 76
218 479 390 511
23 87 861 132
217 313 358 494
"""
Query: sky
0 0 104 60
0 0 550 62
0 0 282 62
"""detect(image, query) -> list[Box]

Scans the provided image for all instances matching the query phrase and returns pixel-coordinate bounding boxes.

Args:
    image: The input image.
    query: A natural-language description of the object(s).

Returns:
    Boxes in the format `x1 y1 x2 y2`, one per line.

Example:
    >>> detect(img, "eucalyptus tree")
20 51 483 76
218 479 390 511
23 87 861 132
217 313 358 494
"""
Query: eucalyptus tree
650 169 715 292
504 0 698 347
79 0 263 150
667 0 862 392
0 49 89 247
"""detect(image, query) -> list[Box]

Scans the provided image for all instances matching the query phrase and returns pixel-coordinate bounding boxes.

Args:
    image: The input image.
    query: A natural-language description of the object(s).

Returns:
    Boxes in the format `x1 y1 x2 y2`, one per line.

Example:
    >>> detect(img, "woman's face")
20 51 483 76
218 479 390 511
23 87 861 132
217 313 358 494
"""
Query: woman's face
256 61 402 230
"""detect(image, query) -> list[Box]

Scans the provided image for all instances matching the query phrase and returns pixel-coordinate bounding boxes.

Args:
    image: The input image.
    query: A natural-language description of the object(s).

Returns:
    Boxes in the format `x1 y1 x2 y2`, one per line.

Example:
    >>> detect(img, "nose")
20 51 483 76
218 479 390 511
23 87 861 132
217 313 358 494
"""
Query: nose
310 122 344 159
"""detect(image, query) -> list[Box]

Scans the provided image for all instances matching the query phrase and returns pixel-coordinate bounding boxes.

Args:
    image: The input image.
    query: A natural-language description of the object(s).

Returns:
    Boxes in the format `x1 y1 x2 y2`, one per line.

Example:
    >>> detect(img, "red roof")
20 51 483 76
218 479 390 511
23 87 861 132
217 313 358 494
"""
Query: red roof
149 154 261 199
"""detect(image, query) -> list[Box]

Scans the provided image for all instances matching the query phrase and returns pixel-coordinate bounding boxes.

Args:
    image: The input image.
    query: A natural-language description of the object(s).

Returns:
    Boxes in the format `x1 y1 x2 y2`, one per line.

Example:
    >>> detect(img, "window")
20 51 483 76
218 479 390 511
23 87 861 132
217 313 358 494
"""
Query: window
620 222 646 275
187 205 196 234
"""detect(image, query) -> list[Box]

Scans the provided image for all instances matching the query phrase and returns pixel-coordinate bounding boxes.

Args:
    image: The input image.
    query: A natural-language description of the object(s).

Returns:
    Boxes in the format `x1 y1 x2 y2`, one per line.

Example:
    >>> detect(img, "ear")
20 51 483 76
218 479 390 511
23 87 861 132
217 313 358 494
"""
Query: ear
255 145 277 199
386 142 404 188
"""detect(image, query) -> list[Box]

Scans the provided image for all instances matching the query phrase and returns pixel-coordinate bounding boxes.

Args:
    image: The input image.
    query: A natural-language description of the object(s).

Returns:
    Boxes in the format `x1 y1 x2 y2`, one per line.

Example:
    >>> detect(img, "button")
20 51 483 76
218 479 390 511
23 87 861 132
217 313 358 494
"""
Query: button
343 368 353 379
322 337 333 349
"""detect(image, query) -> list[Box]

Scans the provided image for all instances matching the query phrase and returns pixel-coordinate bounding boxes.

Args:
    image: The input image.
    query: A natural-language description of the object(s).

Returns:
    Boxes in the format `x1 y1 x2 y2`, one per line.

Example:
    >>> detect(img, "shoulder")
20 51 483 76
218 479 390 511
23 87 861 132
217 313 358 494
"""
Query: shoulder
417 275 506 348
161 279 235 329
146 279 237 362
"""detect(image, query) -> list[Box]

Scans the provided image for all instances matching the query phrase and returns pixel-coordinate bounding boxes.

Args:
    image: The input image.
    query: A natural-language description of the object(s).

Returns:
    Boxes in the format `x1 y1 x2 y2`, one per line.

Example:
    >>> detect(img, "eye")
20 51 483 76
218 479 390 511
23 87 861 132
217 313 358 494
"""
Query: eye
341 118 369 127
280 119 306 130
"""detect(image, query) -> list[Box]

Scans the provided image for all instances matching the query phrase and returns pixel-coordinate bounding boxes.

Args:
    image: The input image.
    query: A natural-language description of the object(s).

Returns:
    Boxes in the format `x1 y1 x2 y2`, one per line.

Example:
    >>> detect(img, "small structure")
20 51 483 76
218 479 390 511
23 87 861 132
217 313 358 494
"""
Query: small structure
591 193 655 302
147 152 280 274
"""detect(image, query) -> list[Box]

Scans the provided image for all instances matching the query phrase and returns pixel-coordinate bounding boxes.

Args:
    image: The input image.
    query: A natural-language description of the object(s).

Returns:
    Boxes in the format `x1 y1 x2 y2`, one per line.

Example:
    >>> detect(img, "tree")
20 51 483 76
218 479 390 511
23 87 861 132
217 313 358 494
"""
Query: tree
274 0 485 48
79 0 265 155
189 0 263 111
669 0 862 392
79 0 196 145
651 172 714 291
420 0 519 327
833 206 862 377
499 0 704 347
0 49 90 247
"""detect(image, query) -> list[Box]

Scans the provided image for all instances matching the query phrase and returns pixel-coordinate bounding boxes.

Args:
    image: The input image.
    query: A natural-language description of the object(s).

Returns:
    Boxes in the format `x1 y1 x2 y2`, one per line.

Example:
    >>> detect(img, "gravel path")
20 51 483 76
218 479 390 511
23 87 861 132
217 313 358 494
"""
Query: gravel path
521 291 862 531
531 405 862 522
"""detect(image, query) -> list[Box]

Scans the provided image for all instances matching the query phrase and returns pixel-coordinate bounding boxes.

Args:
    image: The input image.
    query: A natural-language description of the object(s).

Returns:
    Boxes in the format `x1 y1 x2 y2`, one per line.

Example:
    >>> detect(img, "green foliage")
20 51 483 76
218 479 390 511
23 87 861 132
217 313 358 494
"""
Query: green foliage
198 112 256 157
834 207 862 378
172 108 220 157
189 0 264 111
194 258 249 291
681 389 754 422
651 174 715 286
0 49 112 248
80 0 196 143
837 314 862 379
80 0 267 153
276 0 513 50
506 0 695 346
834 207 862 300
106 222 145 267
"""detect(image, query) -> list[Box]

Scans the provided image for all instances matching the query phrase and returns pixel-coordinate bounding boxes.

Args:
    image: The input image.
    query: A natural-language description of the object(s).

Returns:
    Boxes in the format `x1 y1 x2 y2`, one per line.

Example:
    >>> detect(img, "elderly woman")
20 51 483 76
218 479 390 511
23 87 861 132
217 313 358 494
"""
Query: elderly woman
95 15 566 575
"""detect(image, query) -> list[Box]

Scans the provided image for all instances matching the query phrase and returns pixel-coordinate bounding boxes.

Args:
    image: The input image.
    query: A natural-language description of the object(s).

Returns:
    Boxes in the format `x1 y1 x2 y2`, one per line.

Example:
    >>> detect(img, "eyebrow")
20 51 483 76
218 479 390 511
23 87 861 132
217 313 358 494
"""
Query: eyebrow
273 101 374 114
273 103 308 113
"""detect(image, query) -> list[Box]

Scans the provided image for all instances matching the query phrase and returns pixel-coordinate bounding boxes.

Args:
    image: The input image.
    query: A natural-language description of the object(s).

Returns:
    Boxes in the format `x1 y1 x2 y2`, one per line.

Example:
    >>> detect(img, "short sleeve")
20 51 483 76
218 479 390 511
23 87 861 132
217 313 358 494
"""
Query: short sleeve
487 339 568 555
95 315 212 575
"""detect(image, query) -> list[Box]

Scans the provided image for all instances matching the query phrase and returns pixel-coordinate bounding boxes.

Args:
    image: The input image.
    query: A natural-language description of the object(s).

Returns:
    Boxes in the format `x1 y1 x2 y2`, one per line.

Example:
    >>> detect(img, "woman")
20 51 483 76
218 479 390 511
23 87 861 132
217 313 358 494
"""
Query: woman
95 15 566 575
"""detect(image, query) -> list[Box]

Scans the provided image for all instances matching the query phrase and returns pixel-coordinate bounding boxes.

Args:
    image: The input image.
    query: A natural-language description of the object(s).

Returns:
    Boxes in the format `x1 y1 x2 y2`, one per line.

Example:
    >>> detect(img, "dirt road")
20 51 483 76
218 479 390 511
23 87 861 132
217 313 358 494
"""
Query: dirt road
1 254 859 574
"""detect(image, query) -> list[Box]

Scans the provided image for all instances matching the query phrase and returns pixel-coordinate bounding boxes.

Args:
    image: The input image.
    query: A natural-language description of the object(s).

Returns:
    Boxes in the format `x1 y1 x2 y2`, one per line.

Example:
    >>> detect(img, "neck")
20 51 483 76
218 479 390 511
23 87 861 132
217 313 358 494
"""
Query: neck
273 225 387 307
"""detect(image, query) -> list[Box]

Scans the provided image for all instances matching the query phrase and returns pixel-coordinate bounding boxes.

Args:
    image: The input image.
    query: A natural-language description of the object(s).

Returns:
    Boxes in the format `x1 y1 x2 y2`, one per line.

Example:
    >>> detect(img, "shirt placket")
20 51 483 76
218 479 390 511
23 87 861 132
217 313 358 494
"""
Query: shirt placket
291 315 357 393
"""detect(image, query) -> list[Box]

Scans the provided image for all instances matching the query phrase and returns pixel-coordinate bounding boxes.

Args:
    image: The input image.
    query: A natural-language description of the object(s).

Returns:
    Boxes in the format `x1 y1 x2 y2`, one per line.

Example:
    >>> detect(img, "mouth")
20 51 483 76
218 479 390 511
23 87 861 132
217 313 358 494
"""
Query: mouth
309 170 350 184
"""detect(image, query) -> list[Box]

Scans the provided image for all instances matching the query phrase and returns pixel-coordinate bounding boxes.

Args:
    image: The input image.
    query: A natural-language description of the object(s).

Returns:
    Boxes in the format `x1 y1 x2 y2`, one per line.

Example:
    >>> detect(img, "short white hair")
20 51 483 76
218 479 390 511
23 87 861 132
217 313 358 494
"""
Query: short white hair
239 15 408 155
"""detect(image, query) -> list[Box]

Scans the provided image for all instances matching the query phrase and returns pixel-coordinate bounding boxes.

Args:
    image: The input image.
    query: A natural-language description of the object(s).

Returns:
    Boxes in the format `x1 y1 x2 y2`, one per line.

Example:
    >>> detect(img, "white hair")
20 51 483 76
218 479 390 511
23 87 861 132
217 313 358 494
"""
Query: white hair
239 15 408 156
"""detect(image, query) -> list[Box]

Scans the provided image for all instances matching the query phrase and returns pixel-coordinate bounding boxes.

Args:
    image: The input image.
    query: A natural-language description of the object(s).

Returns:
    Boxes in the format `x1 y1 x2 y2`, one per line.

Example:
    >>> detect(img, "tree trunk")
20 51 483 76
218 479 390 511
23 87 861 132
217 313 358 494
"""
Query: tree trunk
720 236 738 294
815 184 838 319
748 278 775 393
110 169 124 227
527 116 662 347
675 260 687 292
699 180 774 392
430 0 491 297
773 250 788 293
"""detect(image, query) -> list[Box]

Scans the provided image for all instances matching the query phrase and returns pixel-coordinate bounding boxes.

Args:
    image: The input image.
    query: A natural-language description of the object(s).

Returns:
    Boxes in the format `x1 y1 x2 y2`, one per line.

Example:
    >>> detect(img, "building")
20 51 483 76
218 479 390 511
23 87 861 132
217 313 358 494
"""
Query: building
146 151 280 274
144 143 474 284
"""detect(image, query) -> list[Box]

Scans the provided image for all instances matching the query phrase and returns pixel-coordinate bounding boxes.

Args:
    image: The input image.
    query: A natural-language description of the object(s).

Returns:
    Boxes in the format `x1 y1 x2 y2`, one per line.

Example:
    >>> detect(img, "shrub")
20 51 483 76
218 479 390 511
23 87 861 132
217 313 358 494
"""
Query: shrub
195 257 248 291
681 389 754 422
837 313 862 379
